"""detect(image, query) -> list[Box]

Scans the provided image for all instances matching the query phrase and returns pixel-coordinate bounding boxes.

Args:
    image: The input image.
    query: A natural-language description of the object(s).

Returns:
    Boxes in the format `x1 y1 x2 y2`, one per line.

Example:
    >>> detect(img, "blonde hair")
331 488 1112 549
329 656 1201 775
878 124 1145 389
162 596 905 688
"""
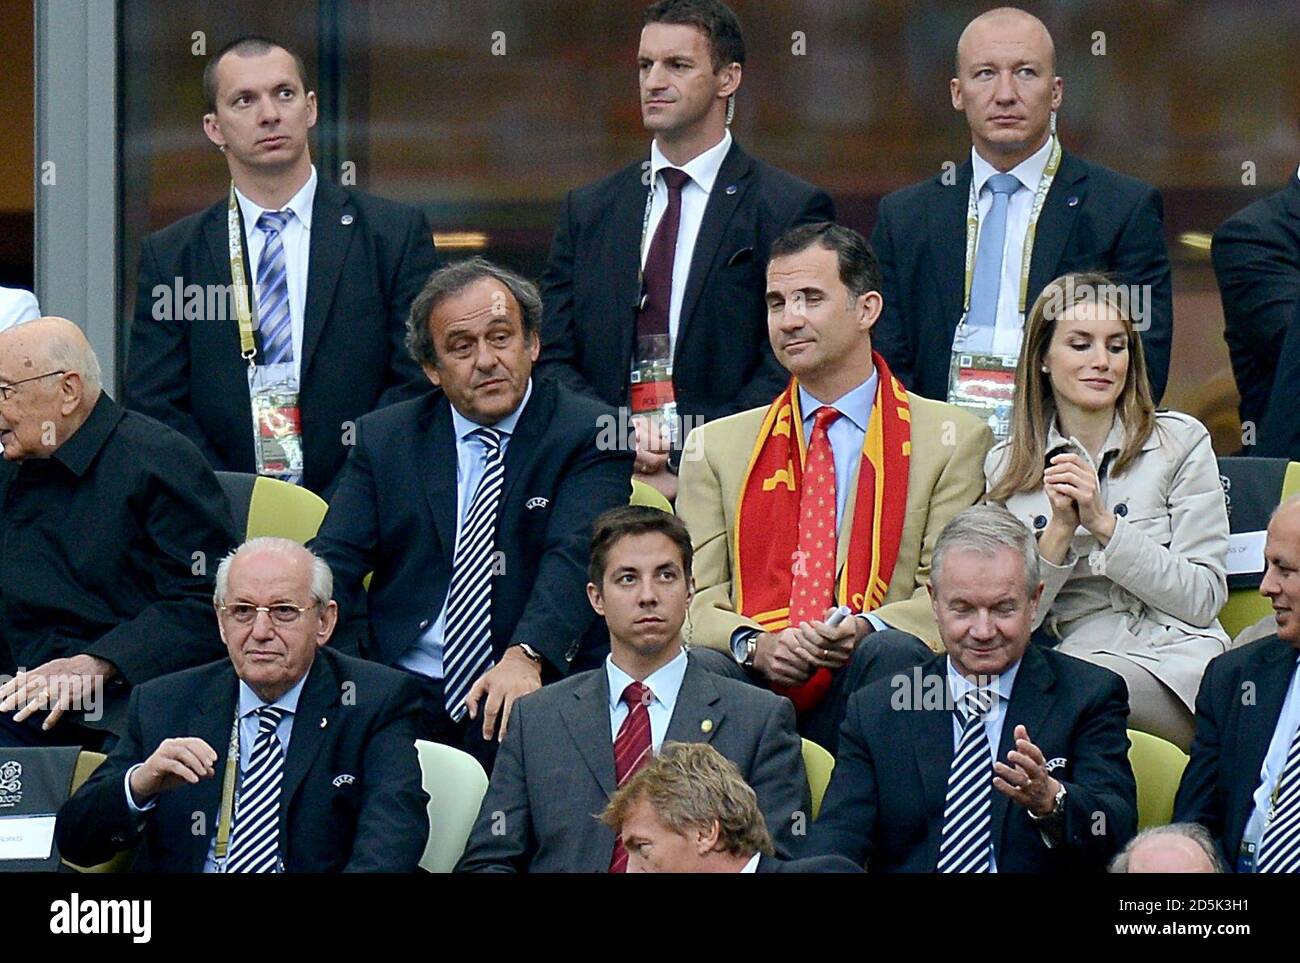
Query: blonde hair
988 272 1156 501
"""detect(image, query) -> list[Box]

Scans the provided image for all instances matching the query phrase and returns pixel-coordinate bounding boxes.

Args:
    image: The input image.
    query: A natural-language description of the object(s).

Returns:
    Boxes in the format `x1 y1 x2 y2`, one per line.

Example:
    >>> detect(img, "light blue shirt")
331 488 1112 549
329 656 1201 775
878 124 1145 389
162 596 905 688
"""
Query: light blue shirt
1243 654 1300 859
124 673 309 873
797 369 878 530
398 380 533 679
945 655 1023 873
606 648 689 751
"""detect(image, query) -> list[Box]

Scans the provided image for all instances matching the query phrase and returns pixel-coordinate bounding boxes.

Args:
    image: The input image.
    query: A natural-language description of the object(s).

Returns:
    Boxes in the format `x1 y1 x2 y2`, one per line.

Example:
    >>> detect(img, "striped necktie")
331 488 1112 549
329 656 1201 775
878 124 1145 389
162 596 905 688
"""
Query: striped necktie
224 705 289 874
936 688 995 873
443 427 506 721
255 210 294 365
609 680 653 873
966 172 1021 331
1256 721 1300 873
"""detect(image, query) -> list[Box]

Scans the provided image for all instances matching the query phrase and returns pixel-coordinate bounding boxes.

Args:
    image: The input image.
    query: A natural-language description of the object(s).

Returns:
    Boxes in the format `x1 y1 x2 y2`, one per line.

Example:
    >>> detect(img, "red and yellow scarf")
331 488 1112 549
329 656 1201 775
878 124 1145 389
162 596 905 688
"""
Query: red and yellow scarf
733 353 911 711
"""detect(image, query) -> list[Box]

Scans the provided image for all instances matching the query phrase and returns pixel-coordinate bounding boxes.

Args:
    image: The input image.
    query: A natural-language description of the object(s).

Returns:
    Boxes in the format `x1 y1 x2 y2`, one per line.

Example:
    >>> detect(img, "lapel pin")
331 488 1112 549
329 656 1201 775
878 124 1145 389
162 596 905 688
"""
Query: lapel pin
725 184 738 196
700 719 713 733
320 717 328 729
1067 196 1080 208
341 213 354 225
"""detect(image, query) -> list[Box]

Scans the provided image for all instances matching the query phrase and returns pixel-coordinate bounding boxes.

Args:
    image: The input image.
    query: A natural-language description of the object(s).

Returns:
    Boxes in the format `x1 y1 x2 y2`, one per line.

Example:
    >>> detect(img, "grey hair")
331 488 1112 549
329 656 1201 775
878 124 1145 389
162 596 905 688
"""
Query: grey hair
405 256 541 368
9 317 103 396
213 536 333 609
1108 822 1226 873
931 504 1041 596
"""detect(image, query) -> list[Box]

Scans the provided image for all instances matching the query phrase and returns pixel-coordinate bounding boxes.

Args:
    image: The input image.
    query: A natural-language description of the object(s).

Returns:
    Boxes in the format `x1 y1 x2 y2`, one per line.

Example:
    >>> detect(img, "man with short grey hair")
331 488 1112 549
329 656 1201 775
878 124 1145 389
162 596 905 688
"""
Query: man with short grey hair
55 537 428 872
803 503 1137 872
0 318 239 748
1109 823 1225 873
313 257 633 772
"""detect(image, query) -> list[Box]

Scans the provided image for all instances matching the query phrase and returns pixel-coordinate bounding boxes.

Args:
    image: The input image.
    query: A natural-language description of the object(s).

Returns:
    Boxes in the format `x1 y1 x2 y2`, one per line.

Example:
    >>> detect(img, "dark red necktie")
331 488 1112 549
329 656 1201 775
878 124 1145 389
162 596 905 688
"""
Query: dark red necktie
789 406 842 625
609 680 653 873
636 167 691 342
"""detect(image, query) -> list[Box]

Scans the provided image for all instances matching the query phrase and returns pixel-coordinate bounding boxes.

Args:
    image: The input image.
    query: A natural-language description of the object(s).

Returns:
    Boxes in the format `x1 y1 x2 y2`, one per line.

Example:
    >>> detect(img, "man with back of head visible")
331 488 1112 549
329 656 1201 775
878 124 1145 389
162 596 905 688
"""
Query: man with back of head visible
538 0 834 501
124 35 438 495
1175 495 1300 872
1108 823 1225 873
676 221 990 753
0 318 238 748
55 537 428 873
803 504 1137 872
312 258 633 773
600 741 860 873
870 6 1172 420
456 506 807 872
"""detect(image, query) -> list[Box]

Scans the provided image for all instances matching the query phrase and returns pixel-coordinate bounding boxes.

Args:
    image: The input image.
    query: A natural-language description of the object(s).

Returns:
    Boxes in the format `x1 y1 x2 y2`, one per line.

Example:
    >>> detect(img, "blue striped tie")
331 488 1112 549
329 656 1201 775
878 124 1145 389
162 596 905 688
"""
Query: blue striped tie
255 210 294 365
224 705 289 874
1257 722 1300 873
443 428 506 721
966 172 1021 331
936 689 995 873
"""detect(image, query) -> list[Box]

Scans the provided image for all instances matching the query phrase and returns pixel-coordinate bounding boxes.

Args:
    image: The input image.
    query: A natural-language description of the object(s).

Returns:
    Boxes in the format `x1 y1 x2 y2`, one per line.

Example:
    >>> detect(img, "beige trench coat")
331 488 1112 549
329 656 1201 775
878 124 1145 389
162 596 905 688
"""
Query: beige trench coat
984 410 1230 709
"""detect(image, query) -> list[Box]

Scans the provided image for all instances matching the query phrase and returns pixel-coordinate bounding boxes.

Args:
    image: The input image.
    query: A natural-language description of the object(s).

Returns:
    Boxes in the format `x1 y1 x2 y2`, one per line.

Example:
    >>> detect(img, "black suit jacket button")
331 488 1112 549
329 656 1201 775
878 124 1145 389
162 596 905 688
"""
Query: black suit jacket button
418 619 430 630
1115 503 1128 517
1033 515 1047 530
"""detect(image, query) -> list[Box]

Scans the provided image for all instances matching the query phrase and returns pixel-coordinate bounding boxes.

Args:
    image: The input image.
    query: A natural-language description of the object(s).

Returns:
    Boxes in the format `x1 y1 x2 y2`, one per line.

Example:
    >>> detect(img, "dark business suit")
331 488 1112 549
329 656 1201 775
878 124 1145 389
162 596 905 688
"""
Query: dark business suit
455 653 809 872
54 647 429 873
871 149 1172 403
312 379 633 676
1212 175 1300 452
804 646 1137 873
1174 634 1299 865
756 853 863 873
538 139 834 430
124 178 439 495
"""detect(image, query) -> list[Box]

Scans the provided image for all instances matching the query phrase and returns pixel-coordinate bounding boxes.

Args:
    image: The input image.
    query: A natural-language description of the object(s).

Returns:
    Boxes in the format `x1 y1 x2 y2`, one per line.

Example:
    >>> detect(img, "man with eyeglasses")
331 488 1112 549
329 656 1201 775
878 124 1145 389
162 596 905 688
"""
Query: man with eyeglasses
0 318 239 748
56 537 428 872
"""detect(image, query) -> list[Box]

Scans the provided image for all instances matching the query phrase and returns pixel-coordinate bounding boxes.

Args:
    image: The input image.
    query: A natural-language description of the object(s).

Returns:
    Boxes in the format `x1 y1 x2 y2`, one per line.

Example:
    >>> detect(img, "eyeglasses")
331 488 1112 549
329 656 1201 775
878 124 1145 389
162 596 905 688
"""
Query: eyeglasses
219 602 317 625
0 370 66 402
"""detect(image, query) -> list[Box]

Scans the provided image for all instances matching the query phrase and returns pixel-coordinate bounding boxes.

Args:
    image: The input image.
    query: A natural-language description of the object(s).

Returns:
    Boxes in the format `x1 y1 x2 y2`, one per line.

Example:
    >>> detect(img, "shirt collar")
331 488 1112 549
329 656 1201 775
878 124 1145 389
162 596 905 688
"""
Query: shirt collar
450 378 532 442
606 647 689 714
1045 412 1133 463
237 668 310 720
739 852 762 873
649 129 732 195
971 135 1053 199
946 653 1021 703
798 365 878 434
234 163 318 233
51 393 124 477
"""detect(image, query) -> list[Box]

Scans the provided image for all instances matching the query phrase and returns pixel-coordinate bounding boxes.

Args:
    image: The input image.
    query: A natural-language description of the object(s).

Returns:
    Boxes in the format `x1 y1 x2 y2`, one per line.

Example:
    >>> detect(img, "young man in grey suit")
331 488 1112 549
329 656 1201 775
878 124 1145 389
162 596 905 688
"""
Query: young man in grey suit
456 506 808 872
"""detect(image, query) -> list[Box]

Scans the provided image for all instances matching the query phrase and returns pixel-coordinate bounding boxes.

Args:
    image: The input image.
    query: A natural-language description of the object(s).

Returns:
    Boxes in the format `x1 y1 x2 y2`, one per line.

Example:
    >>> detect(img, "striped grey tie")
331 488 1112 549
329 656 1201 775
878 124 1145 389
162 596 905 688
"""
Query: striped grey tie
224 705 289 874
255 210 293 365
936 688 995 873
443 427 506 721
1256 722 1300 873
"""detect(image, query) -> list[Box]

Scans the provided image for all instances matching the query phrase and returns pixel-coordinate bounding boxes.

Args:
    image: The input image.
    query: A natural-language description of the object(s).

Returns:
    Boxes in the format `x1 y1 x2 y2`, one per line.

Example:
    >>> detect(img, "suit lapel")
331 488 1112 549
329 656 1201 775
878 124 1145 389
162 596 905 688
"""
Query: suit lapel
1026 151 1088 303
190 669 239 873
301 181 354 378
912 656 955 867
419 396 459 560
1234 641 1297 803
497 380 554 510
664 657 724 745
278 654 340 831
675 142 754 352
990 647 1056 862
930 162 972 346
559 670 618 797
614 167 650 374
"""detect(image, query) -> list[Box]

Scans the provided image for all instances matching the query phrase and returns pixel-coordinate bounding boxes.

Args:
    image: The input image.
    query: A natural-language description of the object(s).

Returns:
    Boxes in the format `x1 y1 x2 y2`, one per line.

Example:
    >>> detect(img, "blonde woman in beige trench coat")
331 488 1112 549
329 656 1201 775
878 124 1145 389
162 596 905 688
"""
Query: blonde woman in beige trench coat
984 273 1229 750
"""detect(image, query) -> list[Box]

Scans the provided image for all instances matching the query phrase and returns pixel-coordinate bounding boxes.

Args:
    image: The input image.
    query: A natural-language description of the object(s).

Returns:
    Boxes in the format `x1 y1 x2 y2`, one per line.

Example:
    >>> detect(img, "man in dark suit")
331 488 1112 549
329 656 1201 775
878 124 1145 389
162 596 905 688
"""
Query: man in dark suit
871 8 1171 408
538 0 833 500
123 35 438 495
600 740 858 873
55 538 428 872
1175 496 1300 872
1212 172 1300 454
311 259 633 771
805 505 1137 872
456 507 807 872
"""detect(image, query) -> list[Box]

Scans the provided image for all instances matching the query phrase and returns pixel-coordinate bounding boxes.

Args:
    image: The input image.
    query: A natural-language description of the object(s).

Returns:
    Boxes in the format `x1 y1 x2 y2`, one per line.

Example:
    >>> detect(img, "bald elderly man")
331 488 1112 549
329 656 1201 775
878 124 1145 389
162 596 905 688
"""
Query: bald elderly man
870 6 1172 413
0 318 239 748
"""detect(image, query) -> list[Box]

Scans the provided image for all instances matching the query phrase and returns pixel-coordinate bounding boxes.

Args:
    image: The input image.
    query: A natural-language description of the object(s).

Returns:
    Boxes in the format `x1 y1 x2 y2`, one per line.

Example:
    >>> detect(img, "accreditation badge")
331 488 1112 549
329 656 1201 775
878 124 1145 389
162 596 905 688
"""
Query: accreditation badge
947 316 1018 441
629 333 681 448
248 362 304 482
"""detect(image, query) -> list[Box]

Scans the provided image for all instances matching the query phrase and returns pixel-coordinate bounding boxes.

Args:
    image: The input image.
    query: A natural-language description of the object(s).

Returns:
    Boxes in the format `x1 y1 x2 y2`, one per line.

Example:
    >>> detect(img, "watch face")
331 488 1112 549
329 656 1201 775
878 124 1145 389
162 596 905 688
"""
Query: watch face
732 635 749 664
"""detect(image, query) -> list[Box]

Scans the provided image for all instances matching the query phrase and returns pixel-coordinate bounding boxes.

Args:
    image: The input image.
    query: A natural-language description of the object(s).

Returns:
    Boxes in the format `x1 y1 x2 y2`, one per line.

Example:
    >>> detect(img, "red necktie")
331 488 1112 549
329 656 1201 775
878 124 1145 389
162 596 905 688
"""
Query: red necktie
609 680 653 873
636 167 691 342
789 406 842 626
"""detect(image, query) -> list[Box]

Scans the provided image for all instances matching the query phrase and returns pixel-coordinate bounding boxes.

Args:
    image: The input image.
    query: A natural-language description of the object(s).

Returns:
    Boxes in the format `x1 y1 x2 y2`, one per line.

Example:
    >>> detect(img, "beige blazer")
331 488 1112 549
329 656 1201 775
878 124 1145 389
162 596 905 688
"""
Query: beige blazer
984 410 1230 708
677 392 992 652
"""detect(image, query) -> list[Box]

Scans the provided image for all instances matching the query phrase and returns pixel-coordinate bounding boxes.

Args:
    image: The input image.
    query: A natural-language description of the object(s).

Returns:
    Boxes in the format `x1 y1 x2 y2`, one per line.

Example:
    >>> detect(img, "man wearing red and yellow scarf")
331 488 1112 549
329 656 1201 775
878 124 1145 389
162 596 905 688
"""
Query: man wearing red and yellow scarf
677 223 992 751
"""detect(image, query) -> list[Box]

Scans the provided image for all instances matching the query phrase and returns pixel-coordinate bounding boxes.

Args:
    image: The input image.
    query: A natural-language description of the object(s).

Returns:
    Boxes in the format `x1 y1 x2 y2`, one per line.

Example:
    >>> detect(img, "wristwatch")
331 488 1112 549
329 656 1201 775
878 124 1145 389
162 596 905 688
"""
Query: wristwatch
731 629 759 668
1029 782 1068 822
516 643 543 664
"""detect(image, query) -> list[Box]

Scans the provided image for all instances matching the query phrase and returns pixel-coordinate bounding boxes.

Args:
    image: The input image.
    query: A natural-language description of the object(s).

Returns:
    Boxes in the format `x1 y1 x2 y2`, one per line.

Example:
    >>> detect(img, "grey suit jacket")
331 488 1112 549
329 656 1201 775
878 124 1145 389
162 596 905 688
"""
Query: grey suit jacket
455 652 809 872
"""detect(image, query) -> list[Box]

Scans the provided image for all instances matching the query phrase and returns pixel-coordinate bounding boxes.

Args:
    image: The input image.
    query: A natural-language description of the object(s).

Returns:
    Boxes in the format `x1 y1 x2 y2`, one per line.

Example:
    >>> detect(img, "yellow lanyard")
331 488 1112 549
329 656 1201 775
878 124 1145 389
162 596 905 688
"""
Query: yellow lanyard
212 711 241 867
961 136 1063 315
227 184 258 370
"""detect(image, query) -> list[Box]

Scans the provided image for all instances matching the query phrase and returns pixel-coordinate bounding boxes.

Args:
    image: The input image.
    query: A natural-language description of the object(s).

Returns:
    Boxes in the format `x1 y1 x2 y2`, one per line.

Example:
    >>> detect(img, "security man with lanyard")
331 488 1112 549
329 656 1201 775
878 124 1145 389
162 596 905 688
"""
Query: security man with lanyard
870 6 1172 436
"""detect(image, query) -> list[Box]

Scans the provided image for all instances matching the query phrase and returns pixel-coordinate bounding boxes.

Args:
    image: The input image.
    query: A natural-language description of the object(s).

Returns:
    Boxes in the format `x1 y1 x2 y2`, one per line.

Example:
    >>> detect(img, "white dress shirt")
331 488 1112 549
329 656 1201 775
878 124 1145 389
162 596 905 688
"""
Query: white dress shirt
1242 653 1300 861
739 852 761 873
399 381 533 679
644 130 733 350
0 287 40 332
234 165 317 380
969 136 1054 357
606 647 689 750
